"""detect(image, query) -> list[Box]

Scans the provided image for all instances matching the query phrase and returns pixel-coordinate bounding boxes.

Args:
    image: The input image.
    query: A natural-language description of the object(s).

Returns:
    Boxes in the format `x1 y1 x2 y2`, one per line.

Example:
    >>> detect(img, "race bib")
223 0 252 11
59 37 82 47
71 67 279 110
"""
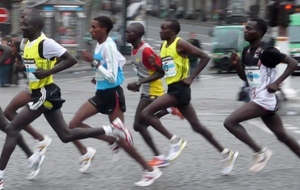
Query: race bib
24 59 39 82
246 70 261 88
161 56 176 78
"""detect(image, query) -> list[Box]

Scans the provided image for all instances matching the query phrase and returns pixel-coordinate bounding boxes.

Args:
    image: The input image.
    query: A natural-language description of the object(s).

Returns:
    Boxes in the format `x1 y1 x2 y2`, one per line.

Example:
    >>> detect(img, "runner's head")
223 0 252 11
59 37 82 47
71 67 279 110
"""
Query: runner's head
20 8 40 25
244 18 267 43
160 19 180 41
125 22 145 44
21 12 44 39
90 16 113 42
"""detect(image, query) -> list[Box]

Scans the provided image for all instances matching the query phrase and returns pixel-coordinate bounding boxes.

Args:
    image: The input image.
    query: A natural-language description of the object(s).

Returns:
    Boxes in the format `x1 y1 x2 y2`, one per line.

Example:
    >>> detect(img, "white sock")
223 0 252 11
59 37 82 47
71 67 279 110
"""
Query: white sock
170 135 177 141
28 152 39 162
102 125 113 136
167 107 172 113
0 170 5 178
155 155 165 159
221 148 229 155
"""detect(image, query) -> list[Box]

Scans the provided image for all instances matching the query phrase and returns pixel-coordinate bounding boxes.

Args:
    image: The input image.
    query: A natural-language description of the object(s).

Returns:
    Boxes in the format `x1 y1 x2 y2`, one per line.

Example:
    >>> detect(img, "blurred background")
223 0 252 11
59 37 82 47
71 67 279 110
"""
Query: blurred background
0 0 299 76
0 0 276 54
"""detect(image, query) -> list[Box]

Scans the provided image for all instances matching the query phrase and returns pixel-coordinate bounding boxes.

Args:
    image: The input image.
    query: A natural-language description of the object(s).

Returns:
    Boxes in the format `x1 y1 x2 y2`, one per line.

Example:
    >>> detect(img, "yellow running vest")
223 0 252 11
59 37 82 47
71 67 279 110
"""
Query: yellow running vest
23 36 56 90
160 37 189 85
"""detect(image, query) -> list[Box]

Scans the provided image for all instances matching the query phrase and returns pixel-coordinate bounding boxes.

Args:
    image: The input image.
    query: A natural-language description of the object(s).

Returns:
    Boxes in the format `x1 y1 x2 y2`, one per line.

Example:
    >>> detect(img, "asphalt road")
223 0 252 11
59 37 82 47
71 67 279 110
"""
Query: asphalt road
1 70 300 189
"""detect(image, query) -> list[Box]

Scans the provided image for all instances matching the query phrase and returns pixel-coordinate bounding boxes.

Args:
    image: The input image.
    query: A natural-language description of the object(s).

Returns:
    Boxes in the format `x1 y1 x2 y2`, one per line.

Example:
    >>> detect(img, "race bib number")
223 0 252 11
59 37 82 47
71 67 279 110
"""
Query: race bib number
24 59 39 82
245 70 261 88
161 56 176 78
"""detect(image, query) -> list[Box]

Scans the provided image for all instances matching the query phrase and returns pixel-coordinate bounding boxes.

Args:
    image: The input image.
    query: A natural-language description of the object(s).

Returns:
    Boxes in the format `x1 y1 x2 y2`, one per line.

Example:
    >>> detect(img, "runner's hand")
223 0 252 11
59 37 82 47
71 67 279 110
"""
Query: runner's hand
82 50 93 62
91 77 96 84
127 82 140 92
33 69 50 79
230 52 239 65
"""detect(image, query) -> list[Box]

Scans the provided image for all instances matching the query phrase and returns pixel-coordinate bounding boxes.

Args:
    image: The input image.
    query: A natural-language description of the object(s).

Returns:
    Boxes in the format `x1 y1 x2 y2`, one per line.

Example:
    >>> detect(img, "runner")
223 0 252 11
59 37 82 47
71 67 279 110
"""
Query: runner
224 18 300 172
0 43 45 189
4 8 52 156
125 22 186 167
0 11 132 190
140 19 239 175
68 16 162 186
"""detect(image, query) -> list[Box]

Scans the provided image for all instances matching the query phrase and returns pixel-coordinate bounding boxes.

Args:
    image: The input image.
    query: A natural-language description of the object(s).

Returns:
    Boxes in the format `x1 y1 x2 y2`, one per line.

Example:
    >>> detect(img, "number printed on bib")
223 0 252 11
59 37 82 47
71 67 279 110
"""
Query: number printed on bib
161 56 176 77
24 59 39 82
245 69 261 88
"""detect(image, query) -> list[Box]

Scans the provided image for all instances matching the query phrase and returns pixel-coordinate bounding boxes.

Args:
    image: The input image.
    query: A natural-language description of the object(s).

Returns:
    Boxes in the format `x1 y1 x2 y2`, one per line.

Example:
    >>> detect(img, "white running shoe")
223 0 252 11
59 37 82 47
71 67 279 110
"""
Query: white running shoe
35 135 52 155
111 118 133 146
134 167 162 186
110 142 122 162
166 138 187 161
78 147 96 173
249 147 273 172
221 150 239 175
0 178 3 190
27 153 45 180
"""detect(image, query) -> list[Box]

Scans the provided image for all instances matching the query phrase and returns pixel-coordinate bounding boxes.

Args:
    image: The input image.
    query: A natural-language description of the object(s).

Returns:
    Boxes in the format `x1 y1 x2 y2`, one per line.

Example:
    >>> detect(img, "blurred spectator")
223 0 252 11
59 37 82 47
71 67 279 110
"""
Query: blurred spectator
0 36 13 87
187 32 201 80
8 39 23 85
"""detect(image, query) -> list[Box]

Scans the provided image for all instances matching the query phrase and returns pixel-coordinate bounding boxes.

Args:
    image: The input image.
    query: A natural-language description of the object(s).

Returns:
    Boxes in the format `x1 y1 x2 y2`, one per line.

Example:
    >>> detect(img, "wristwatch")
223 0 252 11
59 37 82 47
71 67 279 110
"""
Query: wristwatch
135 80 141 86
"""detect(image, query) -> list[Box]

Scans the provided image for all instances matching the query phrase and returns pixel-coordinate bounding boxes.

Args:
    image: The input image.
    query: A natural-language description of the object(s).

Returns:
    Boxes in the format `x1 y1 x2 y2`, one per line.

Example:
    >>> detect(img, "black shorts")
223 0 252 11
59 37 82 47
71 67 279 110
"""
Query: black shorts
167 81 191 106
89 86 126 115
27 83 65 111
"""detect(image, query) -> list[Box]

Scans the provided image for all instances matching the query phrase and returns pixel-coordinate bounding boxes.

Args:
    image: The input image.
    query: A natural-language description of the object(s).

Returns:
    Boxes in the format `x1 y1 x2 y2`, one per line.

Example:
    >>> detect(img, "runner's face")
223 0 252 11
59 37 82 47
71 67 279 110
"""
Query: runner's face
20 16 35 39
244 21 261 42
89 20 105 41
20 10 31 25
125 25 137 43
160 21 173 41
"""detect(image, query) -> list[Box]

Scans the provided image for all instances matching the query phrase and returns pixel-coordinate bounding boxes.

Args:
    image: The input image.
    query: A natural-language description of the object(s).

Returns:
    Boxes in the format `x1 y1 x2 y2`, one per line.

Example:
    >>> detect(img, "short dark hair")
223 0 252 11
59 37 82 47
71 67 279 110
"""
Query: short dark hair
93 16 113 34
129 22 145 37
165 19 181 34
250 18 267 36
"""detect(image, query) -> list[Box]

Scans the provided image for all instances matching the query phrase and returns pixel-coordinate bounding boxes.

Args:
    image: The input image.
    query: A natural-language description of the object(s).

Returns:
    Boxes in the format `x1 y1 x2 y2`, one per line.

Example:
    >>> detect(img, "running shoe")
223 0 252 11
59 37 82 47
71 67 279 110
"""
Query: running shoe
166 138 187 161
148 157 169 167
35 135 52 155
170 107 184 120
78 147 96 173
0 178 3 190
249 147 273 172
110 142 122 162
134 167 162 186
221 150 239 175
27 153 45 180
111 118 133 146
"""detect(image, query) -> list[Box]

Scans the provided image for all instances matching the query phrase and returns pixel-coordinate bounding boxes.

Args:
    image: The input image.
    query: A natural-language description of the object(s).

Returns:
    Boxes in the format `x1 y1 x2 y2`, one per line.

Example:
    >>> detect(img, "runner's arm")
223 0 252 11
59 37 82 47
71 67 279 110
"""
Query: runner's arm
177 39 210 79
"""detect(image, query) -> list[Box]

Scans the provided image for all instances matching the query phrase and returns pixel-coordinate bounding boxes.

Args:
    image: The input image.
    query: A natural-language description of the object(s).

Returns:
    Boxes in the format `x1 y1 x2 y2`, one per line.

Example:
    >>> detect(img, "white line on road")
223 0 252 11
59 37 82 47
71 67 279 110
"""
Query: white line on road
285 126 299 130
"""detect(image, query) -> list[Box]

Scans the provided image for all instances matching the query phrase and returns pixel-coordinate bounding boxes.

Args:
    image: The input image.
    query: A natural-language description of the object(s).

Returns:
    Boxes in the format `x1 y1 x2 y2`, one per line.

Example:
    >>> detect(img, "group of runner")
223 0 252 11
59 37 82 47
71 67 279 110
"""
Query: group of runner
0 7 299 189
